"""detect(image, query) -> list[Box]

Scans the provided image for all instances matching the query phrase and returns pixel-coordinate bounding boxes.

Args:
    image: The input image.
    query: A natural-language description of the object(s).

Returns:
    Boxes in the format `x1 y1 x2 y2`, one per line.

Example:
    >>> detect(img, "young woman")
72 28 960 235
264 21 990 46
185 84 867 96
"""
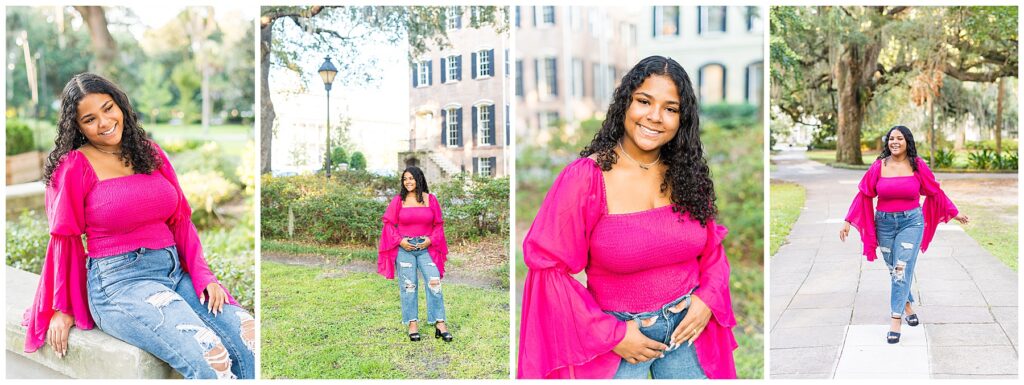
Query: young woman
841 125 968 343
517 56 737 379
377 166 452 342
23 73 254 379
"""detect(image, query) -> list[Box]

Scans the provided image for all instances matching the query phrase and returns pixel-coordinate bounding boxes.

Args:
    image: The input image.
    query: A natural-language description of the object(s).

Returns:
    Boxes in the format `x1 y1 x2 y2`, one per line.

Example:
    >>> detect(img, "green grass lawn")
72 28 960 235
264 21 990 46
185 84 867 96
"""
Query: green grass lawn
958 202 1019 271
770 181 807 256
262 239 377 264
18 118 252 155
805 149 880 167
261 262 510 379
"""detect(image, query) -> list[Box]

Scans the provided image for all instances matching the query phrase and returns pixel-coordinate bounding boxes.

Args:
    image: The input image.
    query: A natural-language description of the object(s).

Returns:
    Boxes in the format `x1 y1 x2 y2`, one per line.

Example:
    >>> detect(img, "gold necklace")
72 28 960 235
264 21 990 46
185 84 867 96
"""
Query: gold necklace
618 141 661 170
89 143 122 156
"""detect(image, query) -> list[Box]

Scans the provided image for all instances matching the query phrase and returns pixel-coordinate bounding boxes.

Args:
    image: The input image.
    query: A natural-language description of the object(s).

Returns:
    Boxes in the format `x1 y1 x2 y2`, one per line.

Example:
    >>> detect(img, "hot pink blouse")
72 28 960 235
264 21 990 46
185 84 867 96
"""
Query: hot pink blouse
875 176 921 212
23 141 236 353
588 205 706 312
377 193 449 279
517 157 737 379
845 157 959 261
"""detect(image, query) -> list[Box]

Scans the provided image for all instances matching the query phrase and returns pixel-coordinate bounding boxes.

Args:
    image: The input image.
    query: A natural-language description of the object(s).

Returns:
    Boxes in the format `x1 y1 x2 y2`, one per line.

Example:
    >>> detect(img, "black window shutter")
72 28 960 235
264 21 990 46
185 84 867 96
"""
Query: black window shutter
490 49 496 77
488 104 496 145
428 60 433 85
675 7 680 36
456 9 462 29
503 49 508 77
722 66 727 100
505 105 510 145
456 55 462 81
440 109 447 145
472 52 478 79
412 62 419 87
473 157 479 175
534 59 540 94
441 57 448 83
489 157 496 176
722 7 727 33
551 58 558 96
472 105 478 145
515 6 520 27
652 7 657 37
456 107 463 146
532 6 537 26
744 65 750 101
698 7 703 34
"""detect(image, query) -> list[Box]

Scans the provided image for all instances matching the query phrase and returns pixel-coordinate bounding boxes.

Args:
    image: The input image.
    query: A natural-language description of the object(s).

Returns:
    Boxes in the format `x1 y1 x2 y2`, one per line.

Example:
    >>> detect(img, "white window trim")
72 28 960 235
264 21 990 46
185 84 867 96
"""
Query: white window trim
700 6 727 36
477 49 492 79
417 60 429 87
653 6 680 38
478 157 492 176
477 104 492 146
446 107 459 147
446 54 460 84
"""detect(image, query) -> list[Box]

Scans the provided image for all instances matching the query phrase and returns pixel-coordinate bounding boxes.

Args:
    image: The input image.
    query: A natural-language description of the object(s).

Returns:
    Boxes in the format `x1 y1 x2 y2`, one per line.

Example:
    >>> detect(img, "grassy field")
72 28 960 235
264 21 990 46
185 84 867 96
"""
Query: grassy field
958 201 1019 271
261 262 510 379
18 118 252 155
262 239 377 264
769 181 807 256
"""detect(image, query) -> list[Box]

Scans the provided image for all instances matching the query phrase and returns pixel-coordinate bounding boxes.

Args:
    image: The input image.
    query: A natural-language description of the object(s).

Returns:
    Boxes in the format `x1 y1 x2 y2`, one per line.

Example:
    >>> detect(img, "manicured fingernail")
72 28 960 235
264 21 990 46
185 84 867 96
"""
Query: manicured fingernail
688 340 694 347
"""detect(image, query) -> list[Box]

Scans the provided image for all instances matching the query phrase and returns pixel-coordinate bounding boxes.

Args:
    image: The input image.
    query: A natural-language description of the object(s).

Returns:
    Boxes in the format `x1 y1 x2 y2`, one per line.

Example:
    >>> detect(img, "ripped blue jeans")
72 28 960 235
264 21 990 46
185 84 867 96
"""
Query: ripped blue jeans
605 290 707 379
397 237 446 325
875 207 925 318
86 246 255 379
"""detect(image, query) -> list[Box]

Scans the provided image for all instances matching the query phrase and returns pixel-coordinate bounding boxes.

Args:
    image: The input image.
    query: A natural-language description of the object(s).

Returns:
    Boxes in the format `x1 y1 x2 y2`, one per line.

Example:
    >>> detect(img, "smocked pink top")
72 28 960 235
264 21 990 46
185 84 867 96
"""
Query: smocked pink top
845 158 959 261
588 205 706 312
23 141 236 353
397 205 434 237
517 157 737 379
377 193 449 279
875 176 921 212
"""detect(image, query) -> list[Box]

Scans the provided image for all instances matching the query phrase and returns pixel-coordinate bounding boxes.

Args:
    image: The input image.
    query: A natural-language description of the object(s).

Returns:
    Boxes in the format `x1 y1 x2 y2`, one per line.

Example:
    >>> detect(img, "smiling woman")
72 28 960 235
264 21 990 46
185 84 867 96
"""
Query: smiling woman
23 73 255 379
517 56 737 380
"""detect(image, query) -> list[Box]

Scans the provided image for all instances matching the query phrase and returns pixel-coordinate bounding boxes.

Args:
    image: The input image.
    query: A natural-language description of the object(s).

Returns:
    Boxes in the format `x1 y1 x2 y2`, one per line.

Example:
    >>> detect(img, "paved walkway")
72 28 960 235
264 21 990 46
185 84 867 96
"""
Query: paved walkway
770 149 1018 379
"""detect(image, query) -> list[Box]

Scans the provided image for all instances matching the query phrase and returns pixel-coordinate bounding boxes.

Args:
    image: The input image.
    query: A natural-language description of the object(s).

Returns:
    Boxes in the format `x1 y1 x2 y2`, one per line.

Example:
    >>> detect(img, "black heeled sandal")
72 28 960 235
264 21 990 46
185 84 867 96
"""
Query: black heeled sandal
435 324 453 342
408 324 421 342
905 313 920 327
887 316 901 344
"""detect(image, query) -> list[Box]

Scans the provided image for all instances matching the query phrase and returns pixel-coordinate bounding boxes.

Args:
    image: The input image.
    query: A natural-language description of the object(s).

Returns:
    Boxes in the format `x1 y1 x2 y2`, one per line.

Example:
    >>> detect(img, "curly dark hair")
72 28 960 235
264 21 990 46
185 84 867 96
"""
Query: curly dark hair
877 125 919 172
43 73 160 185
400 166 429 204
580 55 717 226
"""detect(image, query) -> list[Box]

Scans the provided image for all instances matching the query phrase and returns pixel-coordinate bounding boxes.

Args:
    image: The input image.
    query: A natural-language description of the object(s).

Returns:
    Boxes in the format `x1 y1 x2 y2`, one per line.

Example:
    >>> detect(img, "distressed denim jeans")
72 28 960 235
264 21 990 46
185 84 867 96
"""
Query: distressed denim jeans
86 246 255 379
605 290 707 379
875 207 925 318
397 237 446 325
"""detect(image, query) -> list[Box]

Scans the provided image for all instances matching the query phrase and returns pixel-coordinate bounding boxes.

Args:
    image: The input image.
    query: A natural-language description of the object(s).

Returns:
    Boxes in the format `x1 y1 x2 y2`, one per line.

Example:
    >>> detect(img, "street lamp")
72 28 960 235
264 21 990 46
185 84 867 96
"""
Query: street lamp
318 55 338 179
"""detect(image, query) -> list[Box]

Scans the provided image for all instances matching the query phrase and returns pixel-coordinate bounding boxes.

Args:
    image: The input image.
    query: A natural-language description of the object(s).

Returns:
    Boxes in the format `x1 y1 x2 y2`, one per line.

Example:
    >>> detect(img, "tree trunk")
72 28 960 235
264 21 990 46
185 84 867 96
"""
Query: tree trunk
834 44 876 165
928 95 935 165
995 77 1004 153
74 6 117 76
202 65 211 136
260 21 275 174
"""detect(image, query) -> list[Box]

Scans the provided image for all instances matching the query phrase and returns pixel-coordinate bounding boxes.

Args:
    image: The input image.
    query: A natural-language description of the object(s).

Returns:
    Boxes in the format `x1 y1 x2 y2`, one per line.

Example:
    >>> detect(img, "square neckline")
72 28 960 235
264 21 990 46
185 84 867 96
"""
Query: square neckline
72 148 140 183
585 157 674 217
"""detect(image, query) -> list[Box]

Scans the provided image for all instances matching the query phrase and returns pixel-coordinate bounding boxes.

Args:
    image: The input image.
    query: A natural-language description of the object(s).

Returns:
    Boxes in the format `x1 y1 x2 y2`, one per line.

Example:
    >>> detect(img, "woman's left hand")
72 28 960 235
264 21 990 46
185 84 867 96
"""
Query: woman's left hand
670 295 713 349
202 283 227 315
418 237 432 250
953 214 969 225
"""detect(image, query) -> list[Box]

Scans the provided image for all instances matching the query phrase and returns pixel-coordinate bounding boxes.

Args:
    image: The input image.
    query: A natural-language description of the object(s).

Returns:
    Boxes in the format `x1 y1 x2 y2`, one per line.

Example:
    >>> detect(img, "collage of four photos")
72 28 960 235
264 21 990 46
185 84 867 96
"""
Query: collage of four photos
2 2 1019 381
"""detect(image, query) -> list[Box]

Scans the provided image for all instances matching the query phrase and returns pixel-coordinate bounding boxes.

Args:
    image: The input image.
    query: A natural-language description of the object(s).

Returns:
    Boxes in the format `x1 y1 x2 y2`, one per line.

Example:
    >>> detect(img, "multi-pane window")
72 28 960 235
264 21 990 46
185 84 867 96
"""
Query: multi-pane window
447 55 459 83
478 50 492 77
447 6 461 29
470 6 481 24
542 6 555 25
446 108 459 147
515 60 524 97
571 58 584 97
544 57 557 97
700 6 727 35
417 60 429 86
654 6 680 36
478 105 491 145
746 6 762 32
539 111 560 130
746 62 763 105
478 157 492 176
699 63 726 103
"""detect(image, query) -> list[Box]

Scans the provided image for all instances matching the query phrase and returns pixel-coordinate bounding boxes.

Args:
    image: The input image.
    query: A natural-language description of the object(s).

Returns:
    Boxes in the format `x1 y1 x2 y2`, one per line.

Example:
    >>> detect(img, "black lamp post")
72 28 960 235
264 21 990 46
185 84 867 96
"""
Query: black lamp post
318 55 338 179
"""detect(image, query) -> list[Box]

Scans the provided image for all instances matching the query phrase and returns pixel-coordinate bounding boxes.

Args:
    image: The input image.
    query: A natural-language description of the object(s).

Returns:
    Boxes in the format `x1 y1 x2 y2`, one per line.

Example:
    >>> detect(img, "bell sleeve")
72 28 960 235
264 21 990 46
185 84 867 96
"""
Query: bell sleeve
915 158 959 253
377 195 403 279
517 158 626 379
153 141 237 306
844 160 882 261
691 220 738 379
23 151 95 353
426 193 449 278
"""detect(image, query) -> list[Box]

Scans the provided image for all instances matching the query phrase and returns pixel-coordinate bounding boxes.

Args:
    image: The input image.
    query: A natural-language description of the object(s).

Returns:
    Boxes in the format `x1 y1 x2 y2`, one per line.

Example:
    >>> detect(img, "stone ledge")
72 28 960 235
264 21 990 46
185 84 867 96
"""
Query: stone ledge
6 266 180 378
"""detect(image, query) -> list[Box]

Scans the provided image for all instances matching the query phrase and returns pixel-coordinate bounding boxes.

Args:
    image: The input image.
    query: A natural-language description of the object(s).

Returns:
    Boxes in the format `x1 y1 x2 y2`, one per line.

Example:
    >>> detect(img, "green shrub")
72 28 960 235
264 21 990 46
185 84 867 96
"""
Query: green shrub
967 149 995 170
994 151 1018 171
921 148 956 169
966 139 1018 153
700 103 759 131
160 138 206 155
170 142 242 186
6 120 35 155
5 210 50 273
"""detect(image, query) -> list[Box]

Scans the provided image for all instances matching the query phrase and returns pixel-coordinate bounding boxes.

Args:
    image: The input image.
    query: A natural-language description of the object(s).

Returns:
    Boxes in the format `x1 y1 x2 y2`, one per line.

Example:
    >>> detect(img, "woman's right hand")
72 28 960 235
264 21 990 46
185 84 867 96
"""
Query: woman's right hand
399 238 414 251
48 310 74 358
612 320 668 364
839 222 851 242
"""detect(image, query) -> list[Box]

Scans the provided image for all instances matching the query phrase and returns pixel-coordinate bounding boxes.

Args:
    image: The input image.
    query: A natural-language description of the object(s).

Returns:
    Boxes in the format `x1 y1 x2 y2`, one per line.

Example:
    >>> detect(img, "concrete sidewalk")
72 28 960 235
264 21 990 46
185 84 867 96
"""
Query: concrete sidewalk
769 149 1018 379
